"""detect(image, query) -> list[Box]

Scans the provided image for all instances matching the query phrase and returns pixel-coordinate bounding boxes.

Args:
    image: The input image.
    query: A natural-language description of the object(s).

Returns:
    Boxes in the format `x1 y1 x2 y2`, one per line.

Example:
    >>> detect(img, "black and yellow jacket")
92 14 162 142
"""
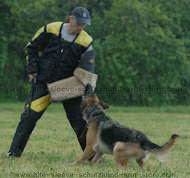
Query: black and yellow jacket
26 21 95 83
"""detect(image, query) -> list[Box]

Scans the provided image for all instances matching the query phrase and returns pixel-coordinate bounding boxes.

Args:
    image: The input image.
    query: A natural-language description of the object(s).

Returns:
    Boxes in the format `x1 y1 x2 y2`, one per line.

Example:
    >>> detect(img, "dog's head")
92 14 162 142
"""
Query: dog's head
81 84 109 123
81 84 109 111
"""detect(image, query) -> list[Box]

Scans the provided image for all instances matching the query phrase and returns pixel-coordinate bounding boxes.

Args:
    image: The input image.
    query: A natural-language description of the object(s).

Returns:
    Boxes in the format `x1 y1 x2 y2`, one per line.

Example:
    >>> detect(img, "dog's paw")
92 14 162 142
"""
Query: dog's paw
71 160 83 165
71 161 78 165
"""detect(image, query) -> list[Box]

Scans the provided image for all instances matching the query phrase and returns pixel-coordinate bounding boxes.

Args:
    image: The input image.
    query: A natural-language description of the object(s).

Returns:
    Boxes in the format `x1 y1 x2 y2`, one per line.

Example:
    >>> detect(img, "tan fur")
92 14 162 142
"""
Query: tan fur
80 95 99 110
113 142 146 168
75 121 98 163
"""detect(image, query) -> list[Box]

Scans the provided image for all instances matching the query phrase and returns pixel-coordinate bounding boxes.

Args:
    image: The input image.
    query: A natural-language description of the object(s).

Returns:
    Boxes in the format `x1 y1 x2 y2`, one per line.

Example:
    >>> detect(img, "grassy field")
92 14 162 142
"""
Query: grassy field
0 102 190 178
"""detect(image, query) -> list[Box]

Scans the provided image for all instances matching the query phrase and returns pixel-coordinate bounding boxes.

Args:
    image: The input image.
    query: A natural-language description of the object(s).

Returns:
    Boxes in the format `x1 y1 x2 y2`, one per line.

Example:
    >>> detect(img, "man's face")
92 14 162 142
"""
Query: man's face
69 16 87 34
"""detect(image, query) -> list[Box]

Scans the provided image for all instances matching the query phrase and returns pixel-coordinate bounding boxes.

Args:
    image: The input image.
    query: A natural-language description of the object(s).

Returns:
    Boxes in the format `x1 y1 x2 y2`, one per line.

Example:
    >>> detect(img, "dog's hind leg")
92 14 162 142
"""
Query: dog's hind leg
136 158 144 168
115 157 128 168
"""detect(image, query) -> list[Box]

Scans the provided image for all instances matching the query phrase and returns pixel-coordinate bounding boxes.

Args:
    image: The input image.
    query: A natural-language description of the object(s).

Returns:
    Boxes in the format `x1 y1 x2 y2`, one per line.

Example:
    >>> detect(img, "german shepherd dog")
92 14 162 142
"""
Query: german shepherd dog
75 85 179 168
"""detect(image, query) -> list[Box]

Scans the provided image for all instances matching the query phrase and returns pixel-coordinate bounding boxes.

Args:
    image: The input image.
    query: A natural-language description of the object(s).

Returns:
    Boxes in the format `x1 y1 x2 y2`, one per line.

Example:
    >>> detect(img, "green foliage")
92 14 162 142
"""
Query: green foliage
0 0 190 105
94 0 190 105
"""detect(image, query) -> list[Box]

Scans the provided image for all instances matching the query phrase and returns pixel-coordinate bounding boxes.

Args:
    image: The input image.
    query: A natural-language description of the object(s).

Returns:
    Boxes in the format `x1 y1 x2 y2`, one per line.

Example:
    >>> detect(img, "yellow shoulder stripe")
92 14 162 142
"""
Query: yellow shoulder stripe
32 26 45 41
46 21 63 36
32 22 63 41
31 95 51 112
75 30 93 47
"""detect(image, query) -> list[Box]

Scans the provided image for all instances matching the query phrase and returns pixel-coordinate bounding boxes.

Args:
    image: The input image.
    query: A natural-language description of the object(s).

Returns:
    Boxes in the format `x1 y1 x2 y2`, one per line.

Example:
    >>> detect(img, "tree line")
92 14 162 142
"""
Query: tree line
0 0 190 105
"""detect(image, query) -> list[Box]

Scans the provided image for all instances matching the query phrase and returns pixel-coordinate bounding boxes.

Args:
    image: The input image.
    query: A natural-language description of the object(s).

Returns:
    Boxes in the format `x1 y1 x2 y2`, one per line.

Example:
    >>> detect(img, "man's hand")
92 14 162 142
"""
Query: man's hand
28 73 37 83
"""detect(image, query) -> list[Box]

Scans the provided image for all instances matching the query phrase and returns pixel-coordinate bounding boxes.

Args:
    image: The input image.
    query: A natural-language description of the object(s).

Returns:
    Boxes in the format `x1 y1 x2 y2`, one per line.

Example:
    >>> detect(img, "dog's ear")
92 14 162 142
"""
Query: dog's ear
99 100 109 110
84 84 94 96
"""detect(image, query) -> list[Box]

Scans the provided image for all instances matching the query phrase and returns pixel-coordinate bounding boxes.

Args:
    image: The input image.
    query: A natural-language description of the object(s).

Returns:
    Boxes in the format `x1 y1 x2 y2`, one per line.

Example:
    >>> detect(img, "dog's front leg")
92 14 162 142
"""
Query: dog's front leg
75 145 94 164
91 152 103 164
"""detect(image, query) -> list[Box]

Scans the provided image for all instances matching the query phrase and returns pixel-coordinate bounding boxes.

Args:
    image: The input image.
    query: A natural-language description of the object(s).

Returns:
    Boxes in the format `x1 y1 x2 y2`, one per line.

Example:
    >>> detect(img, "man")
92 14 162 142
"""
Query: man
7 7 96 157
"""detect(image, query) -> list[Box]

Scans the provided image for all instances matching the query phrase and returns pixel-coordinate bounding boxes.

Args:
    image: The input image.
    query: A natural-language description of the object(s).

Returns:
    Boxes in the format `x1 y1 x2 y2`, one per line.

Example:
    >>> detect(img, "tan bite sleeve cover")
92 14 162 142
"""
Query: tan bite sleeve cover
47 68 98 101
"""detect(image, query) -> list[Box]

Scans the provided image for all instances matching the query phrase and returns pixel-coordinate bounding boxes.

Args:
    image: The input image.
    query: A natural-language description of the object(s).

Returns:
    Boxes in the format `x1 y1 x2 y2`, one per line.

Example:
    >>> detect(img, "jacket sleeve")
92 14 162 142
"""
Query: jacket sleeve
25 26 49 74
78 45 96 73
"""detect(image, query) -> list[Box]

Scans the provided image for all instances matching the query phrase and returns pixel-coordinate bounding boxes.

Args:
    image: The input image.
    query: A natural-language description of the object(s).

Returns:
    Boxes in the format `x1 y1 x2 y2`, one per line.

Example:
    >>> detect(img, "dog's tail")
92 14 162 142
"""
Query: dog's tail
143 134 179 161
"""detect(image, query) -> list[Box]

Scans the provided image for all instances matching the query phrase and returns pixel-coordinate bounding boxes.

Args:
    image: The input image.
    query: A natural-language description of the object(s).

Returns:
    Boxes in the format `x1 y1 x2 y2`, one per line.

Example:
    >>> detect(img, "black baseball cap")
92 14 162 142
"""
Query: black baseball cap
70 7 91 25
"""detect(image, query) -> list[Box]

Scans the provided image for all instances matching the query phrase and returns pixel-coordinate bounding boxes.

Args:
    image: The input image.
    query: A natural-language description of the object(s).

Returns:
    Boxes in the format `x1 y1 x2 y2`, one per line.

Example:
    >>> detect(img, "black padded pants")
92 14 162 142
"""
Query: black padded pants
8 83 87 157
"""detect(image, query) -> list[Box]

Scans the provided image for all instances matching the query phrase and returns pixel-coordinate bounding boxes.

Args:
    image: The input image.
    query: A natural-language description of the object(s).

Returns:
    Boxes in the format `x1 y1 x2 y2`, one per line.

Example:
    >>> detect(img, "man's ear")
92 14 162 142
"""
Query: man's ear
99 100 109 110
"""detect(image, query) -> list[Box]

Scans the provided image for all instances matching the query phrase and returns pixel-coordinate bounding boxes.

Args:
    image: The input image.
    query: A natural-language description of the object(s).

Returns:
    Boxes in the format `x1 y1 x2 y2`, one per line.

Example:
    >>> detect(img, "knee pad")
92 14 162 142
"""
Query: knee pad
21 104 43 123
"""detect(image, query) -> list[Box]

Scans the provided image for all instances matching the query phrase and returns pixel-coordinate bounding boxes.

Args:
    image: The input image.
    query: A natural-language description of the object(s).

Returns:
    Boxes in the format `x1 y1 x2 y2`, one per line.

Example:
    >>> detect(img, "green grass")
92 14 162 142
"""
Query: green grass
0 103 190 178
